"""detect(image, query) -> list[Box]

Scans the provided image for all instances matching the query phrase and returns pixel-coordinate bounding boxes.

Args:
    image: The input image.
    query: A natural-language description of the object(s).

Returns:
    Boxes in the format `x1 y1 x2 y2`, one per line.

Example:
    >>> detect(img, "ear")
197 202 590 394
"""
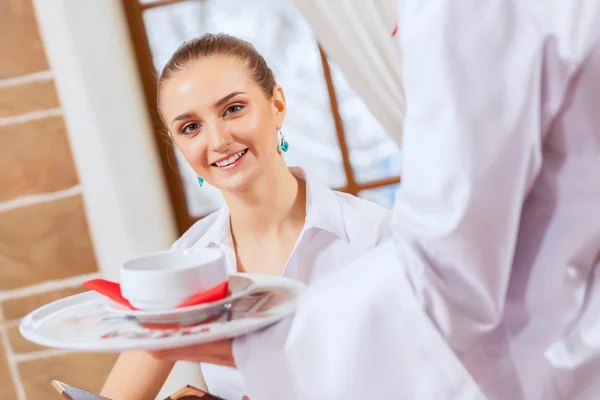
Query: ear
271 85 286 128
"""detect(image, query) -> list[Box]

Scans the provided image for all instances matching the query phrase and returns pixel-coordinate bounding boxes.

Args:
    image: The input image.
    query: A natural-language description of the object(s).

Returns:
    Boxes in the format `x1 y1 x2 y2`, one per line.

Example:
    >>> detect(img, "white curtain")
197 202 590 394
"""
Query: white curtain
291 0 406 145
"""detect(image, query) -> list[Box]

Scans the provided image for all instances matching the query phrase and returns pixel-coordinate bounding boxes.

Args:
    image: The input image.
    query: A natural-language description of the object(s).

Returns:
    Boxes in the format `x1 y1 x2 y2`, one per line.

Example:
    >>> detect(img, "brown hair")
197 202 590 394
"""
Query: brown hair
157 33 276 117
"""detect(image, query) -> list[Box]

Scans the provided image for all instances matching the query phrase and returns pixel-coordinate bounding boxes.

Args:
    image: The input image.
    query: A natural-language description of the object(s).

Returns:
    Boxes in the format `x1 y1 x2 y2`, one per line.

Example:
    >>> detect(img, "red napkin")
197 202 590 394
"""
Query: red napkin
83 279 229 310
83 279 136 309
176 281 229 308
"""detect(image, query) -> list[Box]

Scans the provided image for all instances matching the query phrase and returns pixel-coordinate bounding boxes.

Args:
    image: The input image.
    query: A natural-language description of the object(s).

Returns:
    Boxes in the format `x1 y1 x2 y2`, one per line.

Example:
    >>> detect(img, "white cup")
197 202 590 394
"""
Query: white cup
120 247 228 310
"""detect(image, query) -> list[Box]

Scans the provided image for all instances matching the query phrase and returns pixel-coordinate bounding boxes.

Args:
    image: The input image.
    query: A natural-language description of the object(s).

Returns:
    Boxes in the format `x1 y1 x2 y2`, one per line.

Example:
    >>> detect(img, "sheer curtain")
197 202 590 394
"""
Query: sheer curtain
291 0 406 144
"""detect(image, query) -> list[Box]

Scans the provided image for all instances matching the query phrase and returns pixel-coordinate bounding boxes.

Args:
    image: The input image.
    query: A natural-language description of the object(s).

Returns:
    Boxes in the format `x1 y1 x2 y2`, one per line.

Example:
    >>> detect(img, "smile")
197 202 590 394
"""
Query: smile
212 149 248 168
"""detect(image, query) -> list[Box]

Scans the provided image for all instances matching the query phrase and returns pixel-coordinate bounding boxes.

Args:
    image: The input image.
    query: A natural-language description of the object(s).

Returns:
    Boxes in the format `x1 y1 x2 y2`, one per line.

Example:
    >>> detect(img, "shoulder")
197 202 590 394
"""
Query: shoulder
170 209 223 250
333 191 391 219
333 191 393 247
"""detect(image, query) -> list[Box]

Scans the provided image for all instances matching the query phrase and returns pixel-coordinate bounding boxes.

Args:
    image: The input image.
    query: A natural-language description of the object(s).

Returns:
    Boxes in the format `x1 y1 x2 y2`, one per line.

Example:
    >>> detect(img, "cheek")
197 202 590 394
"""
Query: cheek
231 111 261 135
172 137 209 169
231 108 275 150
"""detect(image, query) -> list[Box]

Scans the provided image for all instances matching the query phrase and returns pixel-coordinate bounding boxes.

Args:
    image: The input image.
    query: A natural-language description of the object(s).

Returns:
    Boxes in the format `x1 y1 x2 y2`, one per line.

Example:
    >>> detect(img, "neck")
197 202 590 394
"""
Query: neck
222 163 306 237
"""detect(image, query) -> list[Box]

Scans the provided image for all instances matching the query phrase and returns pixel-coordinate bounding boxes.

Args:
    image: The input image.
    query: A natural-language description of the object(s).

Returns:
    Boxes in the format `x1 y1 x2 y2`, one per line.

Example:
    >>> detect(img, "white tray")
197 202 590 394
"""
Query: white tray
19 274 305 352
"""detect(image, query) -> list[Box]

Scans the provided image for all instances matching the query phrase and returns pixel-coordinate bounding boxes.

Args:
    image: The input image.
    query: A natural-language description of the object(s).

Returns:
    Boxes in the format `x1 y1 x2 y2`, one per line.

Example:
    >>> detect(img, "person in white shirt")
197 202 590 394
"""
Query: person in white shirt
100 33 391 400
152 1 600 399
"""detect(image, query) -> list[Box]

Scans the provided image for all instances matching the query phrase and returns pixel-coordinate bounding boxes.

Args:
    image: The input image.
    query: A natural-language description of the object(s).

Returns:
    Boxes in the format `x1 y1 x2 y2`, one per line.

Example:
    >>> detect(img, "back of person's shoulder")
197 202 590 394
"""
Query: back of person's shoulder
171 210 222 250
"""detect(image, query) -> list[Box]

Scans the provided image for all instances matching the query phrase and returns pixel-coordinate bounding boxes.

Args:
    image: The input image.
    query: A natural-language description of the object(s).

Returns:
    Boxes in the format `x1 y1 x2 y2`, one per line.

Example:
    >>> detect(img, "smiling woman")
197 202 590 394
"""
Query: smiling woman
157 35 289 195
99 33 392 400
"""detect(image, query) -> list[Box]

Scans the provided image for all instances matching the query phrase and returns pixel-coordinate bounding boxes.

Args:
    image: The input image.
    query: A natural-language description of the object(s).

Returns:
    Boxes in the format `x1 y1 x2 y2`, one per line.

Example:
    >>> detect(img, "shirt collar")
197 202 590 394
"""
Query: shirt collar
290 167 348 242
201 166 349 247
203 205 232 248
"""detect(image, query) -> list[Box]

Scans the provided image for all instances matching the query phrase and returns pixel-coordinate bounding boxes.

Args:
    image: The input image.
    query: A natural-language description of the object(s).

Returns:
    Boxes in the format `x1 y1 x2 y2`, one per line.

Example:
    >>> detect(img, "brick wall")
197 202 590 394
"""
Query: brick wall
0 1 117 398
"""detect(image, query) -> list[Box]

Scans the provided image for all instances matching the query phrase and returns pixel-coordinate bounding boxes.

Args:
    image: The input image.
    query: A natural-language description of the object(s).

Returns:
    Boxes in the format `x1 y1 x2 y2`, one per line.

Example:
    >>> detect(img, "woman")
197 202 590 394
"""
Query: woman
101 33 391 400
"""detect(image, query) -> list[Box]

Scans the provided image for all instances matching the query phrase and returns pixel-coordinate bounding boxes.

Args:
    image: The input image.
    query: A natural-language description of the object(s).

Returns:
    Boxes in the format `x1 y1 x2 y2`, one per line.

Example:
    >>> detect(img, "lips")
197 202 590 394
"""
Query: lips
212 149 248 168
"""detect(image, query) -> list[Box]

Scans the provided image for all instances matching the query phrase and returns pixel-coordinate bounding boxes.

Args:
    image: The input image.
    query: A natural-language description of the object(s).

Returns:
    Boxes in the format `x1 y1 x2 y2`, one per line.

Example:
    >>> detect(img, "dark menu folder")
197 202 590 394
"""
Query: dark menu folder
51 380 226 400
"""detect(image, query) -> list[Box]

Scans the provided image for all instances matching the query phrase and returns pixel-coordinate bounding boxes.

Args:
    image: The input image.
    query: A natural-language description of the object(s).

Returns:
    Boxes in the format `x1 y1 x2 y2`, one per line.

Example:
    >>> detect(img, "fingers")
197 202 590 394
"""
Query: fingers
149 340 235 367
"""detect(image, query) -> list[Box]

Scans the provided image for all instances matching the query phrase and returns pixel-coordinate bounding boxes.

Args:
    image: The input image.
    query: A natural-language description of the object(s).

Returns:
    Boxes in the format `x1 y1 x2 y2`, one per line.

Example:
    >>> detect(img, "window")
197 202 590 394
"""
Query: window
124 0 401 234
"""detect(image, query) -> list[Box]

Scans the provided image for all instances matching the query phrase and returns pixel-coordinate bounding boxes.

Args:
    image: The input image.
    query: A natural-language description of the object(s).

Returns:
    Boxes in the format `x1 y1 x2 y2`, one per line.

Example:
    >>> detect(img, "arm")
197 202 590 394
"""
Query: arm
391 0 600 352
388 0 545 349
100 351 175 400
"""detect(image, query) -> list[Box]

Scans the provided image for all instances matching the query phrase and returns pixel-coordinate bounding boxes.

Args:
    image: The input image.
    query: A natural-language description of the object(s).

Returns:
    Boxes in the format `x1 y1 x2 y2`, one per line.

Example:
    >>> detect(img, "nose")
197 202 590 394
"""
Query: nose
206 121 233 152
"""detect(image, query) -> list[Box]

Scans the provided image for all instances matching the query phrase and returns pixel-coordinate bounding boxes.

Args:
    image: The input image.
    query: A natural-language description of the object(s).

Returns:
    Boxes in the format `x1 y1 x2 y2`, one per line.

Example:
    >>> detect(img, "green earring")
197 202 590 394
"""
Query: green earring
197 176 204 187
278 129 289 152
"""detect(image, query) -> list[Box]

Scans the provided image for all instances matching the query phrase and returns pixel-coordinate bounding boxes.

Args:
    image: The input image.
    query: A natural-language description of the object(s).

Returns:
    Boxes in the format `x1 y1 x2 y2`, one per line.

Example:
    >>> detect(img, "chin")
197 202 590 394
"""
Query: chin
216 170 257 193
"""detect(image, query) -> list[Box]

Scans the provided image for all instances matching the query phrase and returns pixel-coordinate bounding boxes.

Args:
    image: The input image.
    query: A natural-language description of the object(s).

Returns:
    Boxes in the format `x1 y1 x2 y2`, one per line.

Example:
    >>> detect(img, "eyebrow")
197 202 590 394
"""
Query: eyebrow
214 91 245 107
170 91 246 126
171 112 195 126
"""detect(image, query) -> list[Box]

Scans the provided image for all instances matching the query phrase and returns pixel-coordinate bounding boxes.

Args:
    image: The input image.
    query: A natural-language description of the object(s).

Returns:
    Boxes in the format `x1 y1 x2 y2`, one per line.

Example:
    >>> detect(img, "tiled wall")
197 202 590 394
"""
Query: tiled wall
0 1 117 398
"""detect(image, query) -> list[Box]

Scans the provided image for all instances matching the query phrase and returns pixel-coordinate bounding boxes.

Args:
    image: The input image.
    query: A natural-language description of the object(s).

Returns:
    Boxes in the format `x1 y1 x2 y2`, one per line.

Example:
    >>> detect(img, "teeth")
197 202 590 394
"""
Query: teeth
215 150 246 167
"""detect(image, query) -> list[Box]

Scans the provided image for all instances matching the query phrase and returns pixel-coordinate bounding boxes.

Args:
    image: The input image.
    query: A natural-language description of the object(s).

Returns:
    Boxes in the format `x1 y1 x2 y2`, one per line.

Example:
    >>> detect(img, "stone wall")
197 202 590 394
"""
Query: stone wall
0 1 117 398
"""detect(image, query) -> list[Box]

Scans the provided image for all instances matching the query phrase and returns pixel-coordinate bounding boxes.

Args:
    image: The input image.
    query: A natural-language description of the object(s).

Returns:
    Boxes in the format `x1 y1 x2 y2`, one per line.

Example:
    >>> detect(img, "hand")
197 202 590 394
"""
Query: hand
150 339 235 367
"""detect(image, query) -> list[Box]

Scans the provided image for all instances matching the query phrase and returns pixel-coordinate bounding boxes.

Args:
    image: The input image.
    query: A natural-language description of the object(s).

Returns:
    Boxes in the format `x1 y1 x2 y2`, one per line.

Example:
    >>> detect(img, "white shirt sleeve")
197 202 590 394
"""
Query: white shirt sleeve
233 1 600 399
393 0 600 353
390 0 546 350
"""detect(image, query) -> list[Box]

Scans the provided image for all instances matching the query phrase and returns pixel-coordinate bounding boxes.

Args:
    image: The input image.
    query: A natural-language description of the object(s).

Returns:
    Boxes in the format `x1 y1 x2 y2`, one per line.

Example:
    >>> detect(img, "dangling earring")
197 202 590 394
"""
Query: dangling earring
197 176 204 187
278 129 289 153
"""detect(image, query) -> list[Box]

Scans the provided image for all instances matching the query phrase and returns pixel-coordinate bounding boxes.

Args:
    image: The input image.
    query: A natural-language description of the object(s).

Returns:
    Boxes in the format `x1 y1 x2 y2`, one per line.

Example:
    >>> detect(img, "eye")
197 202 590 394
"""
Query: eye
181 122 200 135
224 104 244 116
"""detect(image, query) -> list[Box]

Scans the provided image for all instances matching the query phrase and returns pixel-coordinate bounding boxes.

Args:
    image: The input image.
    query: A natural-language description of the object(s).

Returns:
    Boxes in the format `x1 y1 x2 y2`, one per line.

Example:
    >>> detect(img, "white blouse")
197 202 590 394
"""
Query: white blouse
171 167 392 400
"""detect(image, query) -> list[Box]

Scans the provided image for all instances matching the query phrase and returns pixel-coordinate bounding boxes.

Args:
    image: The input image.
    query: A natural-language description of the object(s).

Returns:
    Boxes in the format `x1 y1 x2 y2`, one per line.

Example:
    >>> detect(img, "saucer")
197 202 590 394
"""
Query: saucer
19 274 305 352
105 275 254 325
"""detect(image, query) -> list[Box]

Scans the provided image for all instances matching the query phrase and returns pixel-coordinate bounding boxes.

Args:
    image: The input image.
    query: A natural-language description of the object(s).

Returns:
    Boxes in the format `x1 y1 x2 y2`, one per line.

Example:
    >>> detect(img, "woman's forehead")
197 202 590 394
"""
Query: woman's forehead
160 57 259 112
169 57 249 92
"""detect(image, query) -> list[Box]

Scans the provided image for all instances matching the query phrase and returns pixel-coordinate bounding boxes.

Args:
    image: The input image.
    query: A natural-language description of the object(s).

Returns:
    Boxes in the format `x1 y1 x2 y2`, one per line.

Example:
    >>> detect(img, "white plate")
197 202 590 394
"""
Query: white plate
19 274 305 352
104 275 255 325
